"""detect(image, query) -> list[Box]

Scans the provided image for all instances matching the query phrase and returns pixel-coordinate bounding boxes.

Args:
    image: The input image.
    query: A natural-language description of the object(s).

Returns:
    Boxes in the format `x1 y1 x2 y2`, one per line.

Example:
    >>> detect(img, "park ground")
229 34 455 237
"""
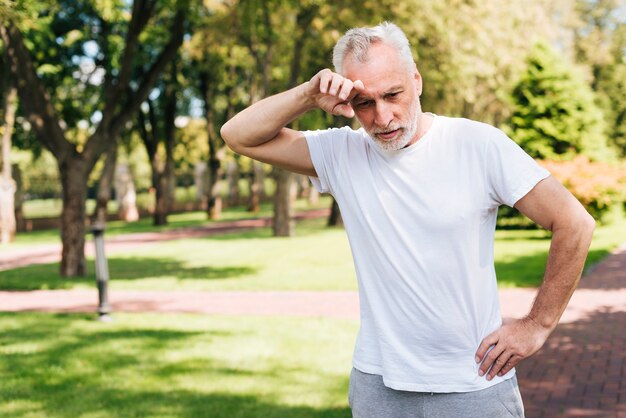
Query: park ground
0 209 625 418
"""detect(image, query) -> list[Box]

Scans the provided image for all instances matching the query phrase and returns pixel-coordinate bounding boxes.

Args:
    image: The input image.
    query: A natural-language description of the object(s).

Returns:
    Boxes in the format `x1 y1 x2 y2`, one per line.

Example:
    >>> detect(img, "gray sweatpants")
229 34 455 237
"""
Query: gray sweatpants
349 368 525 418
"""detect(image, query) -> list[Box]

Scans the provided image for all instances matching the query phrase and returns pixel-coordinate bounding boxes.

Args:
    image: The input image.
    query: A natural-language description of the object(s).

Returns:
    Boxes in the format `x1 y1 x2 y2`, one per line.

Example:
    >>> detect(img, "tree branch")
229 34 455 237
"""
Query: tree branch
108 10 185 137
0 21 72 161
86 9 185 165
102 0 158 120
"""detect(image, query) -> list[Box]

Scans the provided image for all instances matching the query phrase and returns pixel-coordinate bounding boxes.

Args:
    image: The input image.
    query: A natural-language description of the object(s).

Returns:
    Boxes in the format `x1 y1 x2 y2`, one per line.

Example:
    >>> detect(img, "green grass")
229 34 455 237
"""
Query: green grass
2 212 625 291
0 312 357 418
0 217 356 291
494 215 626 287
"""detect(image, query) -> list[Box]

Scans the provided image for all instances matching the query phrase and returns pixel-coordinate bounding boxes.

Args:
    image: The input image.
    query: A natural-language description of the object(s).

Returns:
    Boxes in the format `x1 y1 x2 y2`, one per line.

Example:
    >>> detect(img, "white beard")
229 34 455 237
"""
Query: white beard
366 101 420 151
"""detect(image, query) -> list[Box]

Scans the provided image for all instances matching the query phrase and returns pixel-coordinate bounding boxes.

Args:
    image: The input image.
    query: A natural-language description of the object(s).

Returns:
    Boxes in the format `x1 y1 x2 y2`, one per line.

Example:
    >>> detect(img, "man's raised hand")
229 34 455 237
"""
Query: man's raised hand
305 69 364 118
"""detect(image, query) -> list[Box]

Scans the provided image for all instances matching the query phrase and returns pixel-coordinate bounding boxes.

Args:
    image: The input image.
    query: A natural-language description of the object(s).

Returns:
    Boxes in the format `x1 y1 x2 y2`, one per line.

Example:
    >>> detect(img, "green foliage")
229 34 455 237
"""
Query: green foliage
570 0 626 153
505 41 612 161
396 0 569 124
11 149 61 199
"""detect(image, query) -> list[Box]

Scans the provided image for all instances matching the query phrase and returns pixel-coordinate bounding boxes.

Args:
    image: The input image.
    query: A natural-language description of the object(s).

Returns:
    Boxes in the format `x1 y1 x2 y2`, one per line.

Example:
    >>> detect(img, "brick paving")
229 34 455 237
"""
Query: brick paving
515 243 626 418
0 219 624 417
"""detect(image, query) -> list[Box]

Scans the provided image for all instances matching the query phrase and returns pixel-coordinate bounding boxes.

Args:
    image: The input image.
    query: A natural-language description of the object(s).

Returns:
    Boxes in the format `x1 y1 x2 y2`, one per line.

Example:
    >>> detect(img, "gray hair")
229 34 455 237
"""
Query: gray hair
332 22 415 75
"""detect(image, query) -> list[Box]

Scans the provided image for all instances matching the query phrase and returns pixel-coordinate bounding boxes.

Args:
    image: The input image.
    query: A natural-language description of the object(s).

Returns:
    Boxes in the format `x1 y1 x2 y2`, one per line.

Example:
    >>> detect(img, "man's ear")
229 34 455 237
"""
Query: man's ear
413 64 422 96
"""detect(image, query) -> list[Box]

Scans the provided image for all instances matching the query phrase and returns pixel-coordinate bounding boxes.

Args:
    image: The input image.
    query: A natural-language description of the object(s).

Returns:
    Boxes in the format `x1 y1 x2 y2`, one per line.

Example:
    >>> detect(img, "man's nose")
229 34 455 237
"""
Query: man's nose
374 103 393 128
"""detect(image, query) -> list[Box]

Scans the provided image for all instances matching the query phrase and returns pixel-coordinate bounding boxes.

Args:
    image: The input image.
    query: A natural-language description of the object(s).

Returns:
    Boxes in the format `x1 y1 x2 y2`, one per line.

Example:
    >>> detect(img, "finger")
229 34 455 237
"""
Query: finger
475 332 499 363
337 79 354 101
319 70 333 94
487 351 512 381
345 81 364 105
328 74 344 96
479 343 505 377
333 103 355 118
497 354 521 377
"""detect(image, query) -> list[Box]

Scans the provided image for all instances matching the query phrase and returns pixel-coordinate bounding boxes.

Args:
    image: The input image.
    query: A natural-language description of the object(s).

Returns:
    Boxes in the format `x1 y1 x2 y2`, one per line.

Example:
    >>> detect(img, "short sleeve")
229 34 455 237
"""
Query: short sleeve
302 127 353 195
485 128 550 208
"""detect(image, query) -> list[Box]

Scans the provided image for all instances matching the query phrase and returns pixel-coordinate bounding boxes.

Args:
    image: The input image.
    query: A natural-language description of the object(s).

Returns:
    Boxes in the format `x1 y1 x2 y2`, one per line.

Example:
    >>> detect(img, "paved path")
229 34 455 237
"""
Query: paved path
0 217 624 417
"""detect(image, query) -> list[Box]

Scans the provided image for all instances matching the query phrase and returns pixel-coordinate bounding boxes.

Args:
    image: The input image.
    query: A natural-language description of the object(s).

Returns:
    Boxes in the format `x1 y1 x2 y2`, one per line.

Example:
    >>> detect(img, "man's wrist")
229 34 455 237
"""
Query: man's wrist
524 314 556 333
294 81 318 112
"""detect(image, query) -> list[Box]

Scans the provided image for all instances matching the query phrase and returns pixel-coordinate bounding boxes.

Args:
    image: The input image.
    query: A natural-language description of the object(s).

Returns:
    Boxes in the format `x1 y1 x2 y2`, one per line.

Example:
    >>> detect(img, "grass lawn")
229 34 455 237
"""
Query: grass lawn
2 211 625 291
0 312 357 418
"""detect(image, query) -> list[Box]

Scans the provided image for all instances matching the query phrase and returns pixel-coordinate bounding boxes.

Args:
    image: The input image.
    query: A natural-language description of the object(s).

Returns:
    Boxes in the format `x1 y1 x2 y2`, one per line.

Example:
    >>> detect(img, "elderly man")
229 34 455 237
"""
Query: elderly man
221 22 594 418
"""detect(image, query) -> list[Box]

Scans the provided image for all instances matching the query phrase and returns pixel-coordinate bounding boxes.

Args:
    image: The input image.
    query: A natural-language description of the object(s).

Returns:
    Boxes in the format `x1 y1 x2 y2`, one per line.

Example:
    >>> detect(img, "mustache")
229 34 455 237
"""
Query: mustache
371 125 403 135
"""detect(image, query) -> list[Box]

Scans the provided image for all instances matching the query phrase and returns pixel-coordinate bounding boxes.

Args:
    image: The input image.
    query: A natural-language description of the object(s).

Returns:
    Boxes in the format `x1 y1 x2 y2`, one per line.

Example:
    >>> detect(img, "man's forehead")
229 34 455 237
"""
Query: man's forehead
343 43 408 79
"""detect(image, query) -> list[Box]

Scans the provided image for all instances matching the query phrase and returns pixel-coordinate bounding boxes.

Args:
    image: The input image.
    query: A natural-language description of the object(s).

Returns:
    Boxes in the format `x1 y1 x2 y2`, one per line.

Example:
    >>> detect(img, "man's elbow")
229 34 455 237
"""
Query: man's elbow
553 206 595 242
568 209 596 245
581 211 596 239
220 122 243 154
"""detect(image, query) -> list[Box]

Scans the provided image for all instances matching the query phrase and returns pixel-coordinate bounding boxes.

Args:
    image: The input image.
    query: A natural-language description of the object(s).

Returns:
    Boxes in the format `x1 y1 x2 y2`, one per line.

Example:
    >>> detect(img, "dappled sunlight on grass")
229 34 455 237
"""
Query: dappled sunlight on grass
0 313 356 418
0 257 257 291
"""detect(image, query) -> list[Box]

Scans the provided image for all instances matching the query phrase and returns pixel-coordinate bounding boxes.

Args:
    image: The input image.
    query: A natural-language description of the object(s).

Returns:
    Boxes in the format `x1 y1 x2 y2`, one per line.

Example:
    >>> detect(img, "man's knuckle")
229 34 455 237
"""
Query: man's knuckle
485 353 498 362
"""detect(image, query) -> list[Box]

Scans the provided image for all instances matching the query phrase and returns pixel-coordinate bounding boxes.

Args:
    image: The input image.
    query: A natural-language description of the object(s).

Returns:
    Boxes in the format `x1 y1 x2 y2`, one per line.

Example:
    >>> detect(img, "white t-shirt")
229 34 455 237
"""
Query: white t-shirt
304 115 550 393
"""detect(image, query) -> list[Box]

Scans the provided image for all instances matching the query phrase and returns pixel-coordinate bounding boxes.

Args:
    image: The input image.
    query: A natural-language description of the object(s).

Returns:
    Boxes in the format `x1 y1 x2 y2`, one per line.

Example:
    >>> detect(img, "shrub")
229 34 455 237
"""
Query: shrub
539 156 626 222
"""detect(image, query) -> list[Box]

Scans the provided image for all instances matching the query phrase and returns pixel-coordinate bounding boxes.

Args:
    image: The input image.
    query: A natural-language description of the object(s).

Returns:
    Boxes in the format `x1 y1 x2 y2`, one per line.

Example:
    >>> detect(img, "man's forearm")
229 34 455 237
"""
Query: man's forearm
526 217 595 330
220 82 314 151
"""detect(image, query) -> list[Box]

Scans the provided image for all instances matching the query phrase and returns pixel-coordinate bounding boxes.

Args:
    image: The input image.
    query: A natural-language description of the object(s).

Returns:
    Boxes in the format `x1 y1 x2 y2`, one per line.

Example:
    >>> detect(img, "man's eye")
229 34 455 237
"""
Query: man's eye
356 100 372 108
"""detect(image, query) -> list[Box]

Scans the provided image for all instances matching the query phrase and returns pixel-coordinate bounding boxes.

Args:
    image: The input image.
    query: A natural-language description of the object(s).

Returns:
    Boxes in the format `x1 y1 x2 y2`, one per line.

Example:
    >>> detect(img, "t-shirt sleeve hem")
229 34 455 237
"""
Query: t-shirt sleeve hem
303 131 331 194
507 167 551 207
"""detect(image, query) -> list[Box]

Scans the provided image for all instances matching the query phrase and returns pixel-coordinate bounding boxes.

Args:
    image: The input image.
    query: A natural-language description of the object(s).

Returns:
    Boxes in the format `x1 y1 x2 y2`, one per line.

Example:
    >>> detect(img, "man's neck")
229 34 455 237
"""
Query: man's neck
405 112 434 148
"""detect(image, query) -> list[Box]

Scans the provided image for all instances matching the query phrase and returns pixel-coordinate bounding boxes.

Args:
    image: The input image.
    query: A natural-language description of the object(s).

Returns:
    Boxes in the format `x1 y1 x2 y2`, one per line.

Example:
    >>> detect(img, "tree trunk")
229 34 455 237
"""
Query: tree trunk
152 58 178 224
273 165 293 236
0 177 16 244
12 164 25 232
296 174 308 199
59 158 89 276
91 144 117 225
247 161 264 213
205 89 224 220
0 84 17 244
227 160 240 207
151 149 175 225
114 163 139 222
308 186 319 206
152 158 169 225
207 156 223 219
273 167 295 236
194 161 208 207
269 4 318 237
327 197 343 227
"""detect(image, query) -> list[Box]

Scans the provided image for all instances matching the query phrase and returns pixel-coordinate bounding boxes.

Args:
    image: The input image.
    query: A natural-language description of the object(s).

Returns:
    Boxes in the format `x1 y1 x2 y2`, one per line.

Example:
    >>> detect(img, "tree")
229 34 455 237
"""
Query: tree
571 0 626 156
504 41 609 160
0 47 17 243
137 58 180 226
1 0 187 276
190 2 230 220
391 0 570 126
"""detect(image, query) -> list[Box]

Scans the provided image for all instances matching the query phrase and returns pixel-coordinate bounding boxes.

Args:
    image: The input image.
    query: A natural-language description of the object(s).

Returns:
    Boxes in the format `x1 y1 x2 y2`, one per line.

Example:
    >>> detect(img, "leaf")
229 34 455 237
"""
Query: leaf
36 63 62 75
63 29 83 46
